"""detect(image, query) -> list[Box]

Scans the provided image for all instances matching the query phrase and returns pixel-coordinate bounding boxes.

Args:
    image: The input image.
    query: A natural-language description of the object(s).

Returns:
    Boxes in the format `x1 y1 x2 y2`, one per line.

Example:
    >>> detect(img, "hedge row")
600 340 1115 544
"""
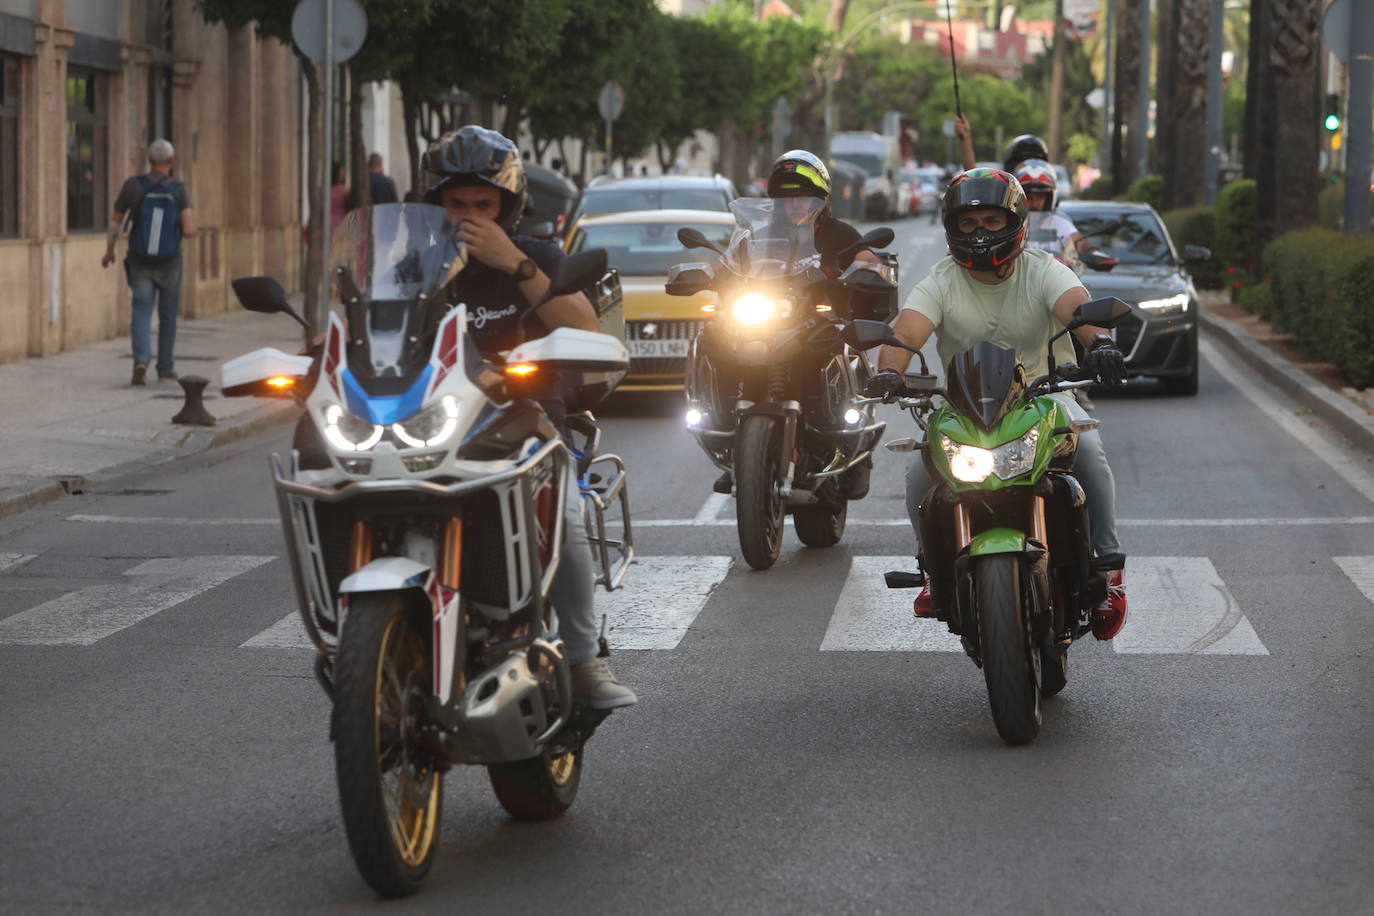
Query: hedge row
1160 206 1223 289
1123 174 1164 210
1262 227 1374 387
1157 179 1255 293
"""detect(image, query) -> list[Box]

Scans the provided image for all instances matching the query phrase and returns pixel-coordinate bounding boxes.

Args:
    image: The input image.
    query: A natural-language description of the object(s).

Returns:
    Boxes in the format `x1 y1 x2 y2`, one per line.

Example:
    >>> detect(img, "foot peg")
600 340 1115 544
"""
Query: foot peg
597 614 611 658
884 570 925 589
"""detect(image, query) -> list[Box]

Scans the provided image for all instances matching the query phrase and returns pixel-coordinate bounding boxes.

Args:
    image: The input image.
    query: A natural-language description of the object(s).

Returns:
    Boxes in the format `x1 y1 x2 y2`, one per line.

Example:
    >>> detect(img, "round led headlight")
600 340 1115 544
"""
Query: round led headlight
393 395 460 448
323 404 383 452
731 293 778 326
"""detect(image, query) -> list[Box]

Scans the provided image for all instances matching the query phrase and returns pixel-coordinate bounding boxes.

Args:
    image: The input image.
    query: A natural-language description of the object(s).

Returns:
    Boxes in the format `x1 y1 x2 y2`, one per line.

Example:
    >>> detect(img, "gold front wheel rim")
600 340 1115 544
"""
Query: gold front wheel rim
374 615 441 869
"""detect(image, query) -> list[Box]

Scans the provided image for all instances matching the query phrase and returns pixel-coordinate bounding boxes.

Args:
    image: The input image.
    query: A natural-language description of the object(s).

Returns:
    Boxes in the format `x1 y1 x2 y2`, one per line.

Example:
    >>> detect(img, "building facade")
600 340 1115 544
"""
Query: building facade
0 0 303 364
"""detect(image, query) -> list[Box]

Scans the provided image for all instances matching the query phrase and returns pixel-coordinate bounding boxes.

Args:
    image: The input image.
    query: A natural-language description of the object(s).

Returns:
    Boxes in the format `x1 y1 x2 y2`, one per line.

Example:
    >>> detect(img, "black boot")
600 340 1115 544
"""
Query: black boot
840 456 872 500
713 470 733 495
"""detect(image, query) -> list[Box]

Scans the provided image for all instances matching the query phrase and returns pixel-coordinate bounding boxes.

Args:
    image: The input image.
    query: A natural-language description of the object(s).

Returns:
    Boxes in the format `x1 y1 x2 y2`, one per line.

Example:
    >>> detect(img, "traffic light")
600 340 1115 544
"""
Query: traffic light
1324 93 1341 132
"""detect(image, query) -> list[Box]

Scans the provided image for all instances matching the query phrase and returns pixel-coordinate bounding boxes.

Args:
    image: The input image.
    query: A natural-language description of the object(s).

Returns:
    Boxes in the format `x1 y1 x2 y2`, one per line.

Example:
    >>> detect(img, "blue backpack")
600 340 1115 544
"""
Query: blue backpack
130 175 183 259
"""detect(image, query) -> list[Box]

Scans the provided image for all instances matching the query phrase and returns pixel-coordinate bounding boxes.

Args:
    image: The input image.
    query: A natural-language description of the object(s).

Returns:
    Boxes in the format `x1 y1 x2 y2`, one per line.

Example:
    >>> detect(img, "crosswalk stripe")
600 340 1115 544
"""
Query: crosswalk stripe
0 556 274 646
821 556 962 652
823 556 1270 656
1112 557 1268 655
0 553 35 573
241 556 734 652
1333 557 1374 605
606 555 732 650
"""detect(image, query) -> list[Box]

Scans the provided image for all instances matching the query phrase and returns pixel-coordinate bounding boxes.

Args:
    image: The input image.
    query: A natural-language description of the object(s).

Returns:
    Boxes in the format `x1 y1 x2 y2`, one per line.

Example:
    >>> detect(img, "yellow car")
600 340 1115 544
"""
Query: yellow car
565 208 735 392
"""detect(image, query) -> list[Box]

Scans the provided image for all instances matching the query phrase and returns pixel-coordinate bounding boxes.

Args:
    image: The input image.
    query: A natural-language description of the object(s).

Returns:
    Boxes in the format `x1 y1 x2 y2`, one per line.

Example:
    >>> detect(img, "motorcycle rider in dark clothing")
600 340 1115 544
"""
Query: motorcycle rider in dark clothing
709 149 882 499
423 126 637 710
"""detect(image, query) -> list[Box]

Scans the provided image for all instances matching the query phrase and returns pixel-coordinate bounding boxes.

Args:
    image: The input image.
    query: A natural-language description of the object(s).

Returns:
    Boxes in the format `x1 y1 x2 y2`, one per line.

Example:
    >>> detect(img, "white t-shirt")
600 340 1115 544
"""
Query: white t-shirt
902 248 1084 380
1026 211 1079 255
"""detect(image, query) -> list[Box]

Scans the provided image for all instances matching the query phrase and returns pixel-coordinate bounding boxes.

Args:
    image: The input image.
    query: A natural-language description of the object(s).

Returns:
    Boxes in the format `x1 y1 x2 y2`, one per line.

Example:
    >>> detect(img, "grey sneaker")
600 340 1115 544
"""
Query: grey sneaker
570 658 638 710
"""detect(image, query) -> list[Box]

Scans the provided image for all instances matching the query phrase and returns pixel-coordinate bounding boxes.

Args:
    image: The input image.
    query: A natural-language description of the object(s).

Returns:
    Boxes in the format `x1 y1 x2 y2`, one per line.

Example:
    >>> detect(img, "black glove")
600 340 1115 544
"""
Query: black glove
864 368 903 400
1087 334 1127 386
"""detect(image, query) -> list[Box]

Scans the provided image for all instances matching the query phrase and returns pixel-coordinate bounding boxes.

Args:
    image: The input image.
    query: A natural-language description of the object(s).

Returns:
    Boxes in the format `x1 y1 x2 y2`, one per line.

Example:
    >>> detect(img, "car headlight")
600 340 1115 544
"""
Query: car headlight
731 293 782 325
941 427 1040 483
393 395 460 448
322 404 383 451
1137 292 1188 314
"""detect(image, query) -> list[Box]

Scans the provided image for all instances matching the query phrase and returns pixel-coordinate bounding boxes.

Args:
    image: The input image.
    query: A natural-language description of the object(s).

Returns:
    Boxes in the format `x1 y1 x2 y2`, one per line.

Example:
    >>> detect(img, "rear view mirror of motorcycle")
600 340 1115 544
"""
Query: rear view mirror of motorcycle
841 319 900 350
1064 296 1132 331
836 227 896 263
231 275 310 331
677 227 725 256
665 262 714 297
535 249 609 307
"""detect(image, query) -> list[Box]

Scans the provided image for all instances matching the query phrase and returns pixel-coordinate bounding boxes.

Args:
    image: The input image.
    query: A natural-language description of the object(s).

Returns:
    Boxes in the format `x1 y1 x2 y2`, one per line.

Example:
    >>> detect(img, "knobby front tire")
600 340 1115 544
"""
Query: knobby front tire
333 592 443 898
734 414 785 570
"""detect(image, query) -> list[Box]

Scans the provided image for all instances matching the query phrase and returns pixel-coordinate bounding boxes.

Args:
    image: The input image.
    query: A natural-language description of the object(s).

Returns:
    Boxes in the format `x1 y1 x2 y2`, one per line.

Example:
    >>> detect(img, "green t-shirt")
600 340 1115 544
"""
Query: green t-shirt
902 248 1084 380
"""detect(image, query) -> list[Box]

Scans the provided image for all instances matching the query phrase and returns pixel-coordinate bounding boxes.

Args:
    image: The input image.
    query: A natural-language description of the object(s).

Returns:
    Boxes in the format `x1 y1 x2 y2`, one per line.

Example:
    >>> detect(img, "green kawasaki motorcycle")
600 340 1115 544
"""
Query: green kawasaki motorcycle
846 297 1132 745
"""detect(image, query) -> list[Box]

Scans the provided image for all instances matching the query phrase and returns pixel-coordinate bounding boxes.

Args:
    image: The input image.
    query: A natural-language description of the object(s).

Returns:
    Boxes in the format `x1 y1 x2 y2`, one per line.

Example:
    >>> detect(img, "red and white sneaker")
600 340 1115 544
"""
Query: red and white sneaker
912 585 936 618
1091 569 1127 640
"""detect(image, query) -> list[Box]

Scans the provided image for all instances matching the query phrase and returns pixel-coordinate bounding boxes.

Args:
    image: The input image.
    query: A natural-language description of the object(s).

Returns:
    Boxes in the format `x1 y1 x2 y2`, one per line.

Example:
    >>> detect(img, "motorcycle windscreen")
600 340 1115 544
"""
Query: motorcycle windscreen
329 203 467 387
944 342 1027 430
723 197 823 279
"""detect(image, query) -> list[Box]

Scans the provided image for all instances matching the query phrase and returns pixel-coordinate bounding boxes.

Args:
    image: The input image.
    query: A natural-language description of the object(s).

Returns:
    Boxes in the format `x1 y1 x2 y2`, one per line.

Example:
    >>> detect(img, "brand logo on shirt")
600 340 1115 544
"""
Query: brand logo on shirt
471 304 518 329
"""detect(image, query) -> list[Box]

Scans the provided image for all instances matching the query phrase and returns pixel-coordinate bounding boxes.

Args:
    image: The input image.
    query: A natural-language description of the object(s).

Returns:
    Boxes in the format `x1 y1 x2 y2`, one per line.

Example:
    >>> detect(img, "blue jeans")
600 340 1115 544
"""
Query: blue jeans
905 392 1121 559
127 256 182 377
549 482 599 665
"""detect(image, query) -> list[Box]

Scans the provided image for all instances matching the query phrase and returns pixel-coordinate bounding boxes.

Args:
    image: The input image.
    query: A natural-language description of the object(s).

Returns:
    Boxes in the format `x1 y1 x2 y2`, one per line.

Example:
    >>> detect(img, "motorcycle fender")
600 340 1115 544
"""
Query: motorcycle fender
967 527 1028 558
338 556 433 594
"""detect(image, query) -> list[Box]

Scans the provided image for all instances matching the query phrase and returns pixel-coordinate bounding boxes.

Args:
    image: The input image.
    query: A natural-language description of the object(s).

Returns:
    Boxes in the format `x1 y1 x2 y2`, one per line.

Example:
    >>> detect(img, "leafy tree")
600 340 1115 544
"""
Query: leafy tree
913 73 1043 164
832 33 941 133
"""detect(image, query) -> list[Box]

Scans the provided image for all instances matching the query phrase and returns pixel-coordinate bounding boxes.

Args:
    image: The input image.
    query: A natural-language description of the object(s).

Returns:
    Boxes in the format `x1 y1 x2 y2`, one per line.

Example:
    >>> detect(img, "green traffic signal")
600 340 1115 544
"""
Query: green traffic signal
1325 113 1341 132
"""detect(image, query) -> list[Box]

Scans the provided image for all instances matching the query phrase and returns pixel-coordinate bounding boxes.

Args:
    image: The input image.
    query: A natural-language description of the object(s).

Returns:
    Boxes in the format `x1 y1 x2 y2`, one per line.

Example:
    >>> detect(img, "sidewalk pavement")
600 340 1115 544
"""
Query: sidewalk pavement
1199 291 1374 457
0 306 306 518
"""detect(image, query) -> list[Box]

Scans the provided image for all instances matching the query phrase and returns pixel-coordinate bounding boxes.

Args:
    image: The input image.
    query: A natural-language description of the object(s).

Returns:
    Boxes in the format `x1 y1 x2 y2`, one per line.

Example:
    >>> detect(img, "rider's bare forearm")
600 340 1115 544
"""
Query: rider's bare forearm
877 345 912 374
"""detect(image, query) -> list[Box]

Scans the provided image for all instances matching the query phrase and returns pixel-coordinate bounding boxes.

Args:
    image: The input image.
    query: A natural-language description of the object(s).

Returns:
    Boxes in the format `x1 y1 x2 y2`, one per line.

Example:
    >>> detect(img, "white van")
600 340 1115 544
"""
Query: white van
829 131 902 221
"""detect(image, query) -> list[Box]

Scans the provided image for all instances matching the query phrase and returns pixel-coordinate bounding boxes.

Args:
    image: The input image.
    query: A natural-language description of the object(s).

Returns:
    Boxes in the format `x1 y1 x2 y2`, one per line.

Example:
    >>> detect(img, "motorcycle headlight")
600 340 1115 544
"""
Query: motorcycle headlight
940 427 1040 483
323 404 383 452
731 292 782 325
393 395 460 448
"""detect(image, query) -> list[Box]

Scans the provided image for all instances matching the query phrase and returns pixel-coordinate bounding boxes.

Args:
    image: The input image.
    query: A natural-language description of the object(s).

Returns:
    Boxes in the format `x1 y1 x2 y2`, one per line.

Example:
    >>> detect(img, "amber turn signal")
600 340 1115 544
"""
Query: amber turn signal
505 363 538 377
266 376 296 389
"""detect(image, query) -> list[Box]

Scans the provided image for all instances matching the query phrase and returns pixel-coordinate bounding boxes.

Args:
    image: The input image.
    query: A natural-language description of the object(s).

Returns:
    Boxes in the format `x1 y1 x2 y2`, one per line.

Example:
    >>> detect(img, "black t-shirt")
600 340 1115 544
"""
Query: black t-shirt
815 215 862 273
447 236 566 355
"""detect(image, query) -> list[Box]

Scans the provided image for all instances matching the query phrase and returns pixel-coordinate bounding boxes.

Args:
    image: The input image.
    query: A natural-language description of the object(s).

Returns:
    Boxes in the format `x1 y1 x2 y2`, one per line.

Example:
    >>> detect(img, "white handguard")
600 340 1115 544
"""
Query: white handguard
506 327 628 372
220 347 314 398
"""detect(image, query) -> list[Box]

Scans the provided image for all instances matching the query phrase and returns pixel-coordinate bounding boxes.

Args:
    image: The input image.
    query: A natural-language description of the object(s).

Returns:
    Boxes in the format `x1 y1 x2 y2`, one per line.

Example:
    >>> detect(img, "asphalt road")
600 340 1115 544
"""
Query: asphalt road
3 217 1374 915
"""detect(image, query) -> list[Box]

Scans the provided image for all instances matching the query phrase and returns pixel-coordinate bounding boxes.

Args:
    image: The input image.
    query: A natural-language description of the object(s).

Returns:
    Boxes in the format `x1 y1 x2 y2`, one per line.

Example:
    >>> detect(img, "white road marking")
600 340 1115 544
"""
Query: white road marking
1112 557 1268 655
1201 338 1374 506
692 492 732 523
241 556 735 652
605 555 732 650
0 554 35 573
0 555 274 646
65 514 1374 529
821 556 962 652
1333 557 1374 605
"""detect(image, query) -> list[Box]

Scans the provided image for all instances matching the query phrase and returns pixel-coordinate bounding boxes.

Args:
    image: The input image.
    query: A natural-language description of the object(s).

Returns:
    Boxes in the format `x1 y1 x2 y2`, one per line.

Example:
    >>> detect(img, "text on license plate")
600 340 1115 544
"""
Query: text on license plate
629 339 690 359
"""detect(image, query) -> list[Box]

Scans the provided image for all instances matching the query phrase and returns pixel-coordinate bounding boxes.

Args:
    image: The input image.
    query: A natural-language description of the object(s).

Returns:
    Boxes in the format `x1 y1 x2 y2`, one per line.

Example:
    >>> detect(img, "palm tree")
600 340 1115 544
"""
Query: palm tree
1159 0 1210 208
1112 0 1143 192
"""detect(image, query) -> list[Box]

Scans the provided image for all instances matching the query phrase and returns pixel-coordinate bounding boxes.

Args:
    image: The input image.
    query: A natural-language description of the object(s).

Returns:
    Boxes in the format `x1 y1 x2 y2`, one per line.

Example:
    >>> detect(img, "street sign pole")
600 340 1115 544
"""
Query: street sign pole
605 117 613 175
320 0 333 330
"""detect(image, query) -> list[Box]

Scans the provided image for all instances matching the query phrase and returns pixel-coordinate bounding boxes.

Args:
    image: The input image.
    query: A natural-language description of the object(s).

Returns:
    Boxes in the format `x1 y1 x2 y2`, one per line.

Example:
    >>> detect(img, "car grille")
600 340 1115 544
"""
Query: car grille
627 319 706 376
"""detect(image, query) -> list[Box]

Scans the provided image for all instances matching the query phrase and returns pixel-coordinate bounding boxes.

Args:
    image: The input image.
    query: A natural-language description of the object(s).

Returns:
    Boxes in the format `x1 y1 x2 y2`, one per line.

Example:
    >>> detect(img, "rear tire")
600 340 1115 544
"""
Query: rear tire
975 556 1041 745
735 415 785 570
793 499 848 548
488 745 583 821
333 593 442 898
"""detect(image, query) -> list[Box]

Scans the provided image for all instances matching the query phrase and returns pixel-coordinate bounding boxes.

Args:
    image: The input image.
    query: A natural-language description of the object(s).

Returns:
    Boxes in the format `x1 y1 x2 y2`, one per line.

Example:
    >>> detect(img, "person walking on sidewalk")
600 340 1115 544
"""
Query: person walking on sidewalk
101 139 195 386
366 152 398 204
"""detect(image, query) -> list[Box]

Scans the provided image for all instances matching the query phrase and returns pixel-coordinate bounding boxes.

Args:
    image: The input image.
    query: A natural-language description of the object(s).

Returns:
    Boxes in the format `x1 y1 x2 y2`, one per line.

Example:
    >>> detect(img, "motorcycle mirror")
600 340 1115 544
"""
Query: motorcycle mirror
836 227 896 262
1182 245 1211 263
535 249 609 307
231 275 309 330
841 319 900 350
1064 296 1133 331
1081 250 1118 273
665 262 714 297
678 227 725 256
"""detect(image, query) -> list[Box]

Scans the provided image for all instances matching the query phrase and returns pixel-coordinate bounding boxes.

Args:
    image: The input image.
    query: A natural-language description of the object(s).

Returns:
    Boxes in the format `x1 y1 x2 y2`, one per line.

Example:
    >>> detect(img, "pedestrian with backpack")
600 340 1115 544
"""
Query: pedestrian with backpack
101 139 195 385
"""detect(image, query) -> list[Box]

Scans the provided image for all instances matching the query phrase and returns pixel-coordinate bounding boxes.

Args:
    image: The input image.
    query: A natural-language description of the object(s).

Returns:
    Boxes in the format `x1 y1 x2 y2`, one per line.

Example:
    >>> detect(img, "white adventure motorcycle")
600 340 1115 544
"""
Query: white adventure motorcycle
220 203 632 898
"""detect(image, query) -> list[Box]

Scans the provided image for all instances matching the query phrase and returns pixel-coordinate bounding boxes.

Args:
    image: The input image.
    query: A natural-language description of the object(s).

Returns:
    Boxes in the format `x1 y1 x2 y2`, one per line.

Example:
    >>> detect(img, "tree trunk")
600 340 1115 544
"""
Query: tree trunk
1112 0 1143 194
501 97 523 144
1154 0 1177 188
348 67 370 210
1166 0 1210 209
1242 0 1263 180
301 58 322 333
828 0 852 33
1246 0 1321 260
476 92 497 128
657 139 676 173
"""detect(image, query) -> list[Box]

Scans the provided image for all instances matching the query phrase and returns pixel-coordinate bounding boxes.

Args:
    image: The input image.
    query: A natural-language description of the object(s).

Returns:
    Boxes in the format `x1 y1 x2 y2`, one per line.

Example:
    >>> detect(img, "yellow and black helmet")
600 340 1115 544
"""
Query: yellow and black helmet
421 125 527 232
767 150 832 203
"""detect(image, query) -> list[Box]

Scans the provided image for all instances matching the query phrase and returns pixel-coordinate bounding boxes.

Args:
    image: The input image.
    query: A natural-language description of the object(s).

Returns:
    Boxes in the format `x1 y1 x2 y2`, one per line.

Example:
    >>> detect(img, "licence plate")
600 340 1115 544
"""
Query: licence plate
629 339 690 359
